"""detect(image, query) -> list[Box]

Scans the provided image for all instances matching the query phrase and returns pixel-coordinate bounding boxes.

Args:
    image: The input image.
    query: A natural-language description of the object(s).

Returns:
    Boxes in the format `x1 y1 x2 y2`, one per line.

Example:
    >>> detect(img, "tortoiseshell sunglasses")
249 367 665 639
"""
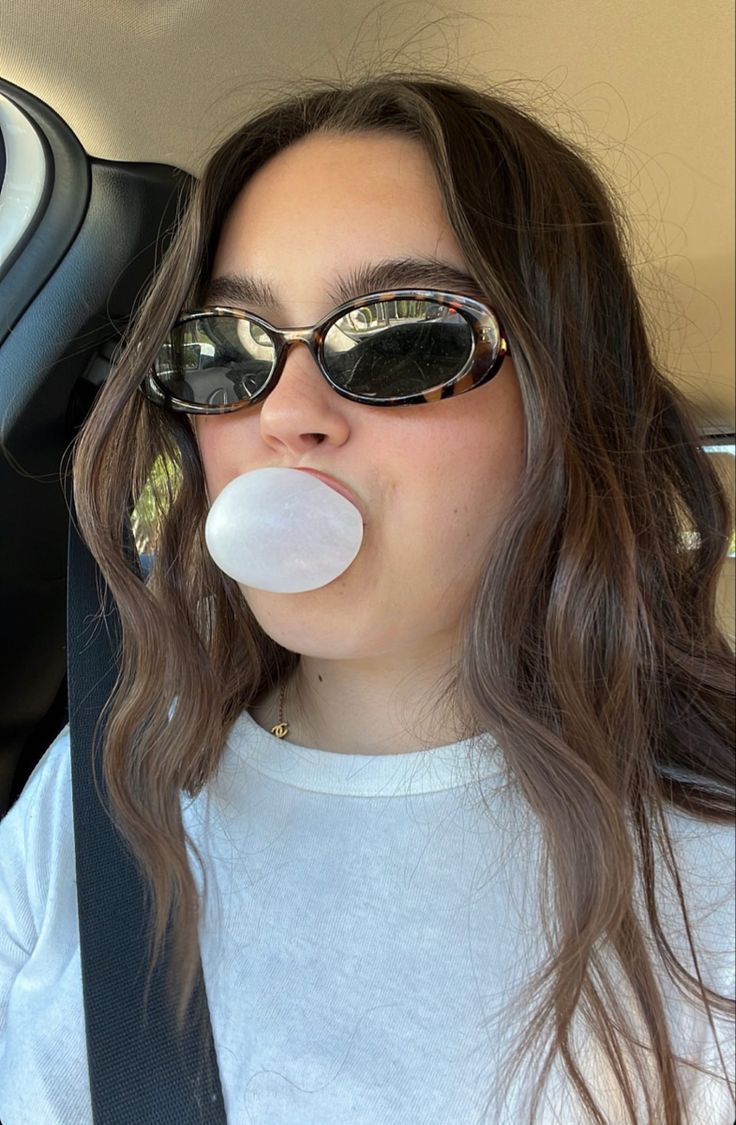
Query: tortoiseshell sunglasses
140 288 510 412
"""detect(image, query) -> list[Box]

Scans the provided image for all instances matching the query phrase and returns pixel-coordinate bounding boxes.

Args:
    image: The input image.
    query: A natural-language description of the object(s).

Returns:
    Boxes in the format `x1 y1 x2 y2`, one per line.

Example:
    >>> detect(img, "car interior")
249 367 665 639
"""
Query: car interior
1 2 733 1120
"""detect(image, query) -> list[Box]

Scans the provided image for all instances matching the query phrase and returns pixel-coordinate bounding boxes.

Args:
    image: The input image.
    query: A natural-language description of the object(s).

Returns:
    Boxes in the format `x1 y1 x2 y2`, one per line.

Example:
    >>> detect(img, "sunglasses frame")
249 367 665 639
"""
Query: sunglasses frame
140 288 511 413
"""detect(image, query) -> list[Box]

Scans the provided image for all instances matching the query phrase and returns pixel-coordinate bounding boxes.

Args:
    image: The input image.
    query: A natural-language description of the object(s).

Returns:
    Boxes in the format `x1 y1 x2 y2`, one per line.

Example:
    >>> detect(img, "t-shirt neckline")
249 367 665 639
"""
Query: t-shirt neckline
222 710 504 797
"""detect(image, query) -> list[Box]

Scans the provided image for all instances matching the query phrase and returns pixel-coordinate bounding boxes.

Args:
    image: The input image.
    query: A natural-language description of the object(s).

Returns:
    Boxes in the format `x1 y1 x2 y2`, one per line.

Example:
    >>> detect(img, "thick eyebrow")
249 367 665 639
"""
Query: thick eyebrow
202 257 488 313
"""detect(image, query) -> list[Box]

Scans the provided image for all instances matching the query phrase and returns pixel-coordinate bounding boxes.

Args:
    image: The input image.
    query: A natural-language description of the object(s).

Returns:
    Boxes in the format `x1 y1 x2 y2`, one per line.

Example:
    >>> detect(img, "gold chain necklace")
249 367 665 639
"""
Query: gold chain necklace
270 680 290 740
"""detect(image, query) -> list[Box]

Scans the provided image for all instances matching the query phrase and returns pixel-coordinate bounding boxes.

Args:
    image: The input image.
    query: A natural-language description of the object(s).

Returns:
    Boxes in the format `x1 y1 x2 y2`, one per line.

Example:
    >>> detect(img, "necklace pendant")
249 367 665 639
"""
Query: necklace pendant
271 721 289 739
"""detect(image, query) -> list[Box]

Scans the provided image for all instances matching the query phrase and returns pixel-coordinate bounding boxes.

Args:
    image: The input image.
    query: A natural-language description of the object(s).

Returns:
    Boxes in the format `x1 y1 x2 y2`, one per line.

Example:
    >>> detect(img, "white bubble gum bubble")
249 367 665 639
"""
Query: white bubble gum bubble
204 467 364 593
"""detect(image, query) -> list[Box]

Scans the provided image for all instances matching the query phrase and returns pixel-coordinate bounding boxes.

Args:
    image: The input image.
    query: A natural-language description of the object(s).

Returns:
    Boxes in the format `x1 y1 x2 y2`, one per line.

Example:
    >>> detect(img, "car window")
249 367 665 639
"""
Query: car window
0 90 47 275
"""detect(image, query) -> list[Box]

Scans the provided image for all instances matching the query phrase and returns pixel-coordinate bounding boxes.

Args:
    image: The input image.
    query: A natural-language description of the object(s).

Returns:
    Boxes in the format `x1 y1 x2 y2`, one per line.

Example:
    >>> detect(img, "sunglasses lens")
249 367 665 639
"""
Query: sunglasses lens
153 315 275 407
323 298 473 399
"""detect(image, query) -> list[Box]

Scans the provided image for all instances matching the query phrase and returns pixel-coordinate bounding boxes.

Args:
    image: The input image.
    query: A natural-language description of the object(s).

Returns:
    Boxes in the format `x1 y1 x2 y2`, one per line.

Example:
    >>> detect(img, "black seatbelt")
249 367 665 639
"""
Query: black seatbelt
66 490 227 1124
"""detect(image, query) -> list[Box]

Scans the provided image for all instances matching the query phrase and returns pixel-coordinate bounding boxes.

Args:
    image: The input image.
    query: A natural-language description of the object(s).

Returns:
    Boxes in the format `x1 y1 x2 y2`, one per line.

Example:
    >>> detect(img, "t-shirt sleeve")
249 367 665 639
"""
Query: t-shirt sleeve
0 726 73 1039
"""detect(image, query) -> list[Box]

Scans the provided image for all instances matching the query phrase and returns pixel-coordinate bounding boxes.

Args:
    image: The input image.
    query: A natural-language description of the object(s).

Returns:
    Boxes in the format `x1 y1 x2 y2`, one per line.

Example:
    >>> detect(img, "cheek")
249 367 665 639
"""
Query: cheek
459 382 526 522
431 415 524 517
382 436 506 589
193 415 250 497
413 417 525 568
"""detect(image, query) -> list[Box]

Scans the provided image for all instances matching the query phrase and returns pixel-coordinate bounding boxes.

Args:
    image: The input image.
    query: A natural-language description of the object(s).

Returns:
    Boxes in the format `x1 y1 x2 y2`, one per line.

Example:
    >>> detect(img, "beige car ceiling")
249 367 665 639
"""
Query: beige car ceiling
1 0 734 435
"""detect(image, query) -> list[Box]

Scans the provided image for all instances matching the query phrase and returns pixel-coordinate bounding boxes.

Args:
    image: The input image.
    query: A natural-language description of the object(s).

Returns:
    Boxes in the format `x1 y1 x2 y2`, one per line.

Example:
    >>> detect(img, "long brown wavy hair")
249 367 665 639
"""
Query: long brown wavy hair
72 71 735 1123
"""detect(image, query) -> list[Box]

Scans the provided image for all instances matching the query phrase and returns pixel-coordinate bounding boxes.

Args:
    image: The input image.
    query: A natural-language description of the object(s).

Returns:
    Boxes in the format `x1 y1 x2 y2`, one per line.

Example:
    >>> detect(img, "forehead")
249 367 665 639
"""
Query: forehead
210 131 468 308
224 129 447 227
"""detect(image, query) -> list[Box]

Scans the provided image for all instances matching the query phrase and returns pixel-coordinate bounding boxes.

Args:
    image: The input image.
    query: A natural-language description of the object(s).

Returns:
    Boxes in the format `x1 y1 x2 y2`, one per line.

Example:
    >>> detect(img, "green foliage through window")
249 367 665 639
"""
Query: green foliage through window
131 453 182 557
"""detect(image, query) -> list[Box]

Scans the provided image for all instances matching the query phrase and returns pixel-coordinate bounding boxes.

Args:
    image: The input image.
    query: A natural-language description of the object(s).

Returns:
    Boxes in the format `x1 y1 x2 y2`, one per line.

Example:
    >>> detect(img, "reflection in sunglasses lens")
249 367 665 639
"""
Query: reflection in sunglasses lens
155 316 276 406
323 299 472 398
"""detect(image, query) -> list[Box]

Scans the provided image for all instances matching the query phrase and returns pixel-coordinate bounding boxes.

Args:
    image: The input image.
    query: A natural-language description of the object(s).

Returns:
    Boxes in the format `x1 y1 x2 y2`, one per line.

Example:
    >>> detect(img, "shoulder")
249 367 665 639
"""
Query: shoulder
653 805 735 996
662 806 735 910
0 725 74 927
1 725 73 842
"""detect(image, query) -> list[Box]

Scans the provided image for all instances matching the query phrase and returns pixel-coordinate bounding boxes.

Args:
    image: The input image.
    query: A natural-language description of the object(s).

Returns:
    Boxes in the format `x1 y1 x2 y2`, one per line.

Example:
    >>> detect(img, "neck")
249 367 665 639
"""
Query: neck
252 650 475 756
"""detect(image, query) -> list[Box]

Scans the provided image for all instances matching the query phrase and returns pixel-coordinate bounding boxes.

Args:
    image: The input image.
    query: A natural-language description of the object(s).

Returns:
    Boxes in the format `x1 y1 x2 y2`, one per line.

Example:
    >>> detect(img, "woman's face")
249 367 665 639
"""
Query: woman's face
195 130 526 662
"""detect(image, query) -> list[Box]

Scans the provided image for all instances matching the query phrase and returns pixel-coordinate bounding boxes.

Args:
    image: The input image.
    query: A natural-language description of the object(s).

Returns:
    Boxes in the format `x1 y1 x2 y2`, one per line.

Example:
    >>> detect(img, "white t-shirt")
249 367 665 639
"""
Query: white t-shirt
0 713 734 1124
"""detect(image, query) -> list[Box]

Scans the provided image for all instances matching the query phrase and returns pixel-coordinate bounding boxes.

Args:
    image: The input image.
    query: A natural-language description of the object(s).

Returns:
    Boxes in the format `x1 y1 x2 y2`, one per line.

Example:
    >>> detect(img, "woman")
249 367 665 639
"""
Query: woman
0 72 734 1124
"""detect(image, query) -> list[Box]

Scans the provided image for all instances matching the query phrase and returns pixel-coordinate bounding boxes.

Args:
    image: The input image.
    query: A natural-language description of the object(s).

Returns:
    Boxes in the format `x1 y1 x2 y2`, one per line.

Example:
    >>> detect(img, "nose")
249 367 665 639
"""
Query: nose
257 338 350 452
